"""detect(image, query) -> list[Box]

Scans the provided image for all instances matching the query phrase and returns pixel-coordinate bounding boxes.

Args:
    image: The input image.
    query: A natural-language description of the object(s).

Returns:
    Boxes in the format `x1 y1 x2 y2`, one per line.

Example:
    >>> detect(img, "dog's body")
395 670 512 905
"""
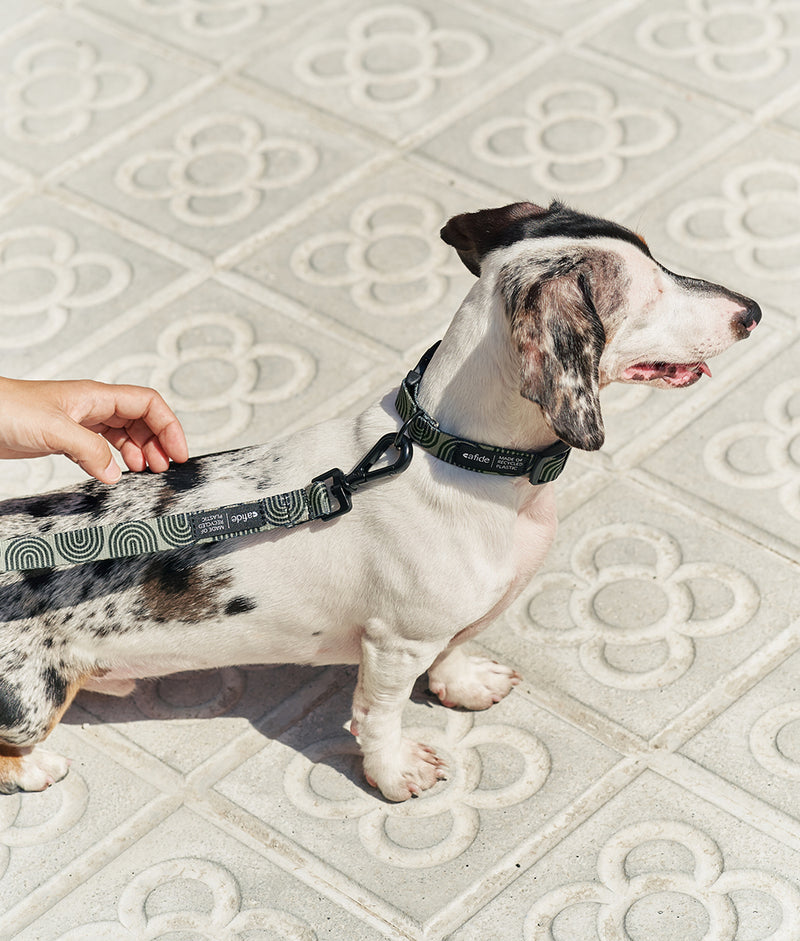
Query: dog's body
0 202 760 801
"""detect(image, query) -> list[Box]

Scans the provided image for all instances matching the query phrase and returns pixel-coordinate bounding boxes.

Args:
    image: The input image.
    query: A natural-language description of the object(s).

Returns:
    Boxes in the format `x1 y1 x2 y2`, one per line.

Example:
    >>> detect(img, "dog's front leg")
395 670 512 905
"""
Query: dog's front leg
351 620 446 802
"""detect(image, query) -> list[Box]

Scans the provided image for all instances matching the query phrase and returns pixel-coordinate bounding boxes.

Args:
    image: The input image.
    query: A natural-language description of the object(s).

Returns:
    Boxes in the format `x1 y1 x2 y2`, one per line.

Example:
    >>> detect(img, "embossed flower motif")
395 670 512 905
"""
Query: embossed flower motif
704 376 800 519
471 81 676 192
128 0 292 36
59 858 317 940
284 711 550 867
290 193 462 316
3 39 148 144
668 160 800 281
524 820 800 940
99 311 316 448
751 700 800 780
0 225 131 348
114 113 318 226
517 524 759 689
293 4 487 111
0 772 88 880
635 0 800 81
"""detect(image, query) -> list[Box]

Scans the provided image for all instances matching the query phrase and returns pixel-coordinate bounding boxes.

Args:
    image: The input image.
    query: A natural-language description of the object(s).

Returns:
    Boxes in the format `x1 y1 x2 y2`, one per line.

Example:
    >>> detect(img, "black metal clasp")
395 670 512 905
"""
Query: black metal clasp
313 432 414 520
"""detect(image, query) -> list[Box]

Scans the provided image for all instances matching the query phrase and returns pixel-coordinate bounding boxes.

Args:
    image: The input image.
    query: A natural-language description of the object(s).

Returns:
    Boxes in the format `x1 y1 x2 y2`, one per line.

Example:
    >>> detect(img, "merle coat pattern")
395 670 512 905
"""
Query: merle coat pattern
0 202 760 801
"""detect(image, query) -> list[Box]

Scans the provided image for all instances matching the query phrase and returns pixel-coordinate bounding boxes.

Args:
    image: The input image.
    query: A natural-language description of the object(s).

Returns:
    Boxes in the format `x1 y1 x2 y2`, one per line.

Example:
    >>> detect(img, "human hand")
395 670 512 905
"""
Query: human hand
0 377 188 484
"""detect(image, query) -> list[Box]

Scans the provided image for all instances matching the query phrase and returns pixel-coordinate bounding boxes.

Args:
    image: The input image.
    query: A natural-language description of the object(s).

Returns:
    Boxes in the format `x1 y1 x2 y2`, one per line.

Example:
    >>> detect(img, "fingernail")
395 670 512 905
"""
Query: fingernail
104 458 122 483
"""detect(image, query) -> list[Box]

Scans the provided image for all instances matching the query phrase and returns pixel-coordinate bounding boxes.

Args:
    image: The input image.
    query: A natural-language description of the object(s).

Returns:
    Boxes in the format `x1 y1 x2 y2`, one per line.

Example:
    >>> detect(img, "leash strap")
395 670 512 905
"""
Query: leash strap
395 343 572 485
0 481 333 572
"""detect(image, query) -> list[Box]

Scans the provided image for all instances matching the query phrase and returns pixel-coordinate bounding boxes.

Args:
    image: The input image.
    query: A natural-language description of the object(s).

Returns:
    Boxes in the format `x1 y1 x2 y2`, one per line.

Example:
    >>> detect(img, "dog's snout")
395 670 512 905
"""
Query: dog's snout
736 300 762 335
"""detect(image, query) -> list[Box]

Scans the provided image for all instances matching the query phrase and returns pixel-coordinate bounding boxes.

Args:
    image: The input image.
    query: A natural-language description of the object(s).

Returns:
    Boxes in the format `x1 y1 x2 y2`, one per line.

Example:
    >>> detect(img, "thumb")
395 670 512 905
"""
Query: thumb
58 421 122 484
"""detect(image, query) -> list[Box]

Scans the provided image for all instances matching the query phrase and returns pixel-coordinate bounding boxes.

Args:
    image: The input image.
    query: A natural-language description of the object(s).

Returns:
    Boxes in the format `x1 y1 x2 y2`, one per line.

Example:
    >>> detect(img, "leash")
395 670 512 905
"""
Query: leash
0 344 570 572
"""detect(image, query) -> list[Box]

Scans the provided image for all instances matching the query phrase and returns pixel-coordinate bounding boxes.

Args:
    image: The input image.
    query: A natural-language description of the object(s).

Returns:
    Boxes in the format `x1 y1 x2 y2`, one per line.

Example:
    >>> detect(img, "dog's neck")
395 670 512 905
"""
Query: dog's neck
416 279 560 453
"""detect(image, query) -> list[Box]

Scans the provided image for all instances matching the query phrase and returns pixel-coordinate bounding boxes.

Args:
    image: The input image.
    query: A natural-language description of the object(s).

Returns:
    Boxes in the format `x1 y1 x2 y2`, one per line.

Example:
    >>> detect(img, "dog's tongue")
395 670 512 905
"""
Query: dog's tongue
623 361 711 386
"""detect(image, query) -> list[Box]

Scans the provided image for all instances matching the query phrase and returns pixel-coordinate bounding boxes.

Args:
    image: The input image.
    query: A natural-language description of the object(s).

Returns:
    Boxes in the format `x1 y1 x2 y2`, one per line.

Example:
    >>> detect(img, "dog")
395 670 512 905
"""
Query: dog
0 201 760 802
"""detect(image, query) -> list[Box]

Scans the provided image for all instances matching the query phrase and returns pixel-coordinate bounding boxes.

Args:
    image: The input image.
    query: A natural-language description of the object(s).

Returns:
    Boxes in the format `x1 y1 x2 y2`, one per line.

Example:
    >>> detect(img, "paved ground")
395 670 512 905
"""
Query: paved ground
1 1 799 939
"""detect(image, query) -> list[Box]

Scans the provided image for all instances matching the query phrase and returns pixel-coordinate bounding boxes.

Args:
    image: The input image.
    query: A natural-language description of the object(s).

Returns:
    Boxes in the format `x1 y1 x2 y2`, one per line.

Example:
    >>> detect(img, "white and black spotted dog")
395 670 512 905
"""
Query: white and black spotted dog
0 202 760 802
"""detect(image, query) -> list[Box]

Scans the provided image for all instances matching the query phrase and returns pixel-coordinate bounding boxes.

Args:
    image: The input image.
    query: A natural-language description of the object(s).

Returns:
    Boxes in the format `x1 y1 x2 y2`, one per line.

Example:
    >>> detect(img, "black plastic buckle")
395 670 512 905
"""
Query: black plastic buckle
313 432 414 521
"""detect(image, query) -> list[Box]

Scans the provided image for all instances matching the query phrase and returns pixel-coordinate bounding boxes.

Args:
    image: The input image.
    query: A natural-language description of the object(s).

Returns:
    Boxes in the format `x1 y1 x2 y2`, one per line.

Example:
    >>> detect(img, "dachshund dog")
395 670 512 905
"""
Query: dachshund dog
0 202 760 801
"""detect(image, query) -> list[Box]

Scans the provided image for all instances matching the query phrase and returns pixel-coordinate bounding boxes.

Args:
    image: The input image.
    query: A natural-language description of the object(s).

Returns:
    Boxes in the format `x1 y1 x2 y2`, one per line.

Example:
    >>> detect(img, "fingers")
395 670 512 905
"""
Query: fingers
75 382 188 477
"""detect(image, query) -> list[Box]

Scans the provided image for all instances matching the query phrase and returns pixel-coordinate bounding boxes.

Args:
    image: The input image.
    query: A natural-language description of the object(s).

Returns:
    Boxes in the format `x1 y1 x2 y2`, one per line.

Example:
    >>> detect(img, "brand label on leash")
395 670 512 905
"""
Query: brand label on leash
189 502 266 540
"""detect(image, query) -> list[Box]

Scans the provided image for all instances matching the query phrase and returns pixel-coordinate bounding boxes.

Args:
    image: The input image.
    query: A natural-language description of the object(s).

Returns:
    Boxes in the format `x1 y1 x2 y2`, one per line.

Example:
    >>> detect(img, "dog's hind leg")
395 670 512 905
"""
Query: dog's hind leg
350 620 447 802
0 667 83 794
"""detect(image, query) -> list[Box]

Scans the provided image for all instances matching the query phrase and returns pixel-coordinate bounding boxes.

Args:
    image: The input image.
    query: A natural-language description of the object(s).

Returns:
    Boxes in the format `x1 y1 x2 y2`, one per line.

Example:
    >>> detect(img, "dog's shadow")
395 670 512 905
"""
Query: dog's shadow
61 665 438 802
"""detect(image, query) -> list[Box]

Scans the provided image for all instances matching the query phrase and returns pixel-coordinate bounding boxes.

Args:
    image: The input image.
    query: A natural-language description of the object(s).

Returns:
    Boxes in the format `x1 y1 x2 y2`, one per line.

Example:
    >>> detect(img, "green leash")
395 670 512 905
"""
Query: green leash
0 344 570 572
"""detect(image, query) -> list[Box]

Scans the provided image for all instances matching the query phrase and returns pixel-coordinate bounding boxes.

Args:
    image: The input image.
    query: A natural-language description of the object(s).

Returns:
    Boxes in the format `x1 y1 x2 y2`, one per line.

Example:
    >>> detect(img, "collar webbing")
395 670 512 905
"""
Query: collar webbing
395 343 571 485
0 482 332 572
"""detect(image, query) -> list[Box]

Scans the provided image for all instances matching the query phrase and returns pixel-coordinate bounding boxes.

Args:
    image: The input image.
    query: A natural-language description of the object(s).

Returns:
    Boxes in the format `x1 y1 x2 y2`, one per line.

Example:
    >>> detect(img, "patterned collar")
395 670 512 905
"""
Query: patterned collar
395 343 571 486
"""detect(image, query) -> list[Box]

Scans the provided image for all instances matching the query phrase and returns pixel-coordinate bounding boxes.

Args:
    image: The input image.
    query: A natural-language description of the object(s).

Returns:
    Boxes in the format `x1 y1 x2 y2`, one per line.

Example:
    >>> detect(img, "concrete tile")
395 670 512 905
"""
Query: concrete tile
13 805 387 941
64 277 381 451
640 334 800 556
236 160 477 353
484 479 800 740
447 770 800 940
214 683 622 930
0 196 188 378
243 0 544 144
419 52 732 213
628 128 800 320
60 82 376 259
0 725 162 936
682 647 800 821
588 0 800 112
82 0 329 63
0 10 204 176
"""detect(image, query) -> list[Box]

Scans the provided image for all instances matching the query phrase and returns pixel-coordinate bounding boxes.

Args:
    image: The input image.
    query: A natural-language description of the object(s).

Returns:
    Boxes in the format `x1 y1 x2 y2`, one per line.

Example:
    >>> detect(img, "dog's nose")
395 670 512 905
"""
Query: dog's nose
737 300 762 333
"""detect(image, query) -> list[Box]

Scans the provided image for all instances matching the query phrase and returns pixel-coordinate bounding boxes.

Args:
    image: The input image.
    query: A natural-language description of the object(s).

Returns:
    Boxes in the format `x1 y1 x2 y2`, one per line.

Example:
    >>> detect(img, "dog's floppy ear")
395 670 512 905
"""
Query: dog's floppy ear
441 202 550 276
509 269 606 451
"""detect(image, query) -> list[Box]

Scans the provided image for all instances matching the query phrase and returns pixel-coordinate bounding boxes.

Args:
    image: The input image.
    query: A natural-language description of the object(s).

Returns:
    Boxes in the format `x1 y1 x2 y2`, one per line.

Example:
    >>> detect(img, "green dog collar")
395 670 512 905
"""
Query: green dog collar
395 343 571 486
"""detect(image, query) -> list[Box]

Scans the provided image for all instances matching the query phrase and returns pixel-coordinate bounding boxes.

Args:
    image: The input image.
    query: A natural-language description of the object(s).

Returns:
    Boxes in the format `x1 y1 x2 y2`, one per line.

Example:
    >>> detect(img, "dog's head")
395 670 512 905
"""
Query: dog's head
441 201 761 450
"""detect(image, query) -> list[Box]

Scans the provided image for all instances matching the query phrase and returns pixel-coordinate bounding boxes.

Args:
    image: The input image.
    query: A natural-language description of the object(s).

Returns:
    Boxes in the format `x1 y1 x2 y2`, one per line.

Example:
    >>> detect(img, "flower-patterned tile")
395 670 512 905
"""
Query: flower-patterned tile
0 11 204 176
0 724 162 933
588 0 800 112
627 128 800 321
448 770 800 941
419 52 733 213
485 478 800 740
214 683 622 927
59 82 376 258
68 663 333 776
66 277 381 451
0 197 188 378
14 805 387 941
682 647 800 822
639 335 800 555
236 160 477 353
243 0 546 144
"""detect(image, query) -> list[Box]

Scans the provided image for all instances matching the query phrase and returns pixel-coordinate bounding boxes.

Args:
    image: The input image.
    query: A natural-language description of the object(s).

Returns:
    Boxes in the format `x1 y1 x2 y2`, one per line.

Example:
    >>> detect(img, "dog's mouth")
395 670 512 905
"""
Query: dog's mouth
622 361 711 388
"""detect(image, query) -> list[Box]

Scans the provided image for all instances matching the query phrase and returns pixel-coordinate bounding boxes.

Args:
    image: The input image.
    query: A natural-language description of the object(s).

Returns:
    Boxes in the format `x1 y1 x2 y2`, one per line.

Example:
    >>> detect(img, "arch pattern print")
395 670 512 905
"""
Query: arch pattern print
517 524 759 689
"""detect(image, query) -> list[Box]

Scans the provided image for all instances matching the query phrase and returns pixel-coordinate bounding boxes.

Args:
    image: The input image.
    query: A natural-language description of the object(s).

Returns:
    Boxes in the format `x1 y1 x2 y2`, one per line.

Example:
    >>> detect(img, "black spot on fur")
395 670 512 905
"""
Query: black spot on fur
0 676 26 730
42 667 68 707
225 596 257 616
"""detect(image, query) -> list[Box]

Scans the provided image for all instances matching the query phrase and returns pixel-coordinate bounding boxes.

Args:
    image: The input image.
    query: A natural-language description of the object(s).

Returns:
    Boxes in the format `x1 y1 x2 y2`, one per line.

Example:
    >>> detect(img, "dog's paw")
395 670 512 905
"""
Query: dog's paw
363 739 447 802
0 747 70 794
429 653 520 711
